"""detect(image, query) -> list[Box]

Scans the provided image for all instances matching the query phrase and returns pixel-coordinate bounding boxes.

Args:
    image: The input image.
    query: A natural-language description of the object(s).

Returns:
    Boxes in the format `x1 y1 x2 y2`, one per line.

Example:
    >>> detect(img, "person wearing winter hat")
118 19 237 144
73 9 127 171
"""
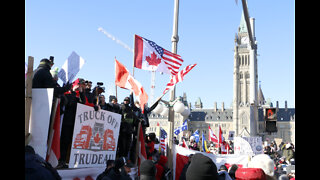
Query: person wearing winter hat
247 154 275 179
140 160 157 180
186 153 218 180
235 168 267 180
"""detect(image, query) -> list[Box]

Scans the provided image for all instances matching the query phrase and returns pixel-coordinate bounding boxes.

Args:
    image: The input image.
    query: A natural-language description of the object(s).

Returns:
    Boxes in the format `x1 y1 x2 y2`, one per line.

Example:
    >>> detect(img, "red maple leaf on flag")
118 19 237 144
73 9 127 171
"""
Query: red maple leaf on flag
146 52 161 66
94 133 101 144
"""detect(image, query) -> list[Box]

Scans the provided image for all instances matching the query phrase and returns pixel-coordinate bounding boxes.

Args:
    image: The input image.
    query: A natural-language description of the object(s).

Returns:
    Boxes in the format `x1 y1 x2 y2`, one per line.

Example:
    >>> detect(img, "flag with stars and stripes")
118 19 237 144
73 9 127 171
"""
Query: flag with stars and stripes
134 34 184 76
163 64 197 95
159 127 167 154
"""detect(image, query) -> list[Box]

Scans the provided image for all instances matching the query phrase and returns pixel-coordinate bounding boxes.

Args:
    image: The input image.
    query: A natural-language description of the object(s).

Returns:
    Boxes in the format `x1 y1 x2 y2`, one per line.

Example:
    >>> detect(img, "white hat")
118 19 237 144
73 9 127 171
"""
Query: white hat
286 143 291 149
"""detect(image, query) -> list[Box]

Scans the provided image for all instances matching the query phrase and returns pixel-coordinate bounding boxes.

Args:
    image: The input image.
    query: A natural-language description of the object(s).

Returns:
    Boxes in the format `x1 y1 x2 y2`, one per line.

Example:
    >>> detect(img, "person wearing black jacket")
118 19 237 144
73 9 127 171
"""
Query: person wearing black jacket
128 93 161 163
131 94 161 136
56 78 86 169
117 95 136 159
32 58 71 97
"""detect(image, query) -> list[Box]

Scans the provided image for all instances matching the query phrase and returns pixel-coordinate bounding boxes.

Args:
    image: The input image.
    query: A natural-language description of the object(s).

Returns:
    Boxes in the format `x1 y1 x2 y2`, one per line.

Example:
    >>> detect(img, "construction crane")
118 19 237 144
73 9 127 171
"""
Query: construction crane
98 27 157 104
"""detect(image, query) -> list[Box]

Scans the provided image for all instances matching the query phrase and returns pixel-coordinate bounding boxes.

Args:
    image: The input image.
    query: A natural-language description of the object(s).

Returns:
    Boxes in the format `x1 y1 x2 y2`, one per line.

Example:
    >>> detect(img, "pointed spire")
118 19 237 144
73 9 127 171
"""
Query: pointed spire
239 11 248 33
258 81 265 105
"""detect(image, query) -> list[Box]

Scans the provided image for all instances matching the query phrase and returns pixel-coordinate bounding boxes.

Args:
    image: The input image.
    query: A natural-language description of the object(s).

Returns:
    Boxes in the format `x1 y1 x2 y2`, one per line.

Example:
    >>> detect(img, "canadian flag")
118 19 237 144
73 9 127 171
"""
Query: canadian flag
46 99 61 167
115 59 148 113
208 125 218 143
182 138 189 149
138 124 147 175
134 34 184 75
219 125 223 146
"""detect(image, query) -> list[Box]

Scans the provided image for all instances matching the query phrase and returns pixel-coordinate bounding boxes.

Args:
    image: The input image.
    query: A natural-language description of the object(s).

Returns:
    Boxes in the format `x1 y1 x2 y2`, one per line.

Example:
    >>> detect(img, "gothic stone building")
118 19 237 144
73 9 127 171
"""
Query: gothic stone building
146 12 295 144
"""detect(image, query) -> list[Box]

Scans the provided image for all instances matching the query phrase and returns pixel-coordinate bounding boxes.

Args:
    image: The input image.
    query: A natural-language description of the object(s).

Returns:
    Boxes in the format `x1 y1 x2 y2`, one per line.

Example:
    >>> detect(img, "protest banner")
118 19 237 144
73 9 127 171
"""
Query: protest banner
28 88 54 159
68 103 121 168
234 137 254 156
242 136 263 155
58 51 85 84
234 136 263 156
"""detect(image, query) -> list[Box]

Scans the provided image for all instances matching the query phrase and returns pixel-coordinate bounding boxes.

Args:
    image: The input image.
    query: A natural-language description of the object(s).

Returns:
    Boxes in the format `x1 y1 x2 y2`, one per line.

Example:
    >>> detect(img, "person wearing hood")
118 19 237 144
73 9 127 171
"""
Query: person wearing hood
155 155 168 180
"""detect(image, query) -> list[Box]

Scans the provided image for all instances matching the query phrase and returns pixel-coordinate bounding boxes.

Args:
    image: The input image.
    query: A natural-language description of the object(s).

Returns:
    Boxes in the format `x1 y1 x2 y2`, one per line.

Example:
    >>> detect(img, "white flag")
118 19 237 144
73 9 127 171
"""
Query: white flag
58 51 85 84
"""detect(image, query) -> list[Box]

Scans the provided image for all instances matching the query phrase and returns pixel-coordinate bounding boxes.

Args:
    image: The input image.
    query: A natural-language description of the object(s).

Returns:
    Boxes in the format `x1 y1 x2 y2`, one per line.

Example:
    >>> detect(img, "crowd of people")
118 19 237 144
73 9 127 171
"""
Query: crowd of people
26 57 295 180
176 134 295 180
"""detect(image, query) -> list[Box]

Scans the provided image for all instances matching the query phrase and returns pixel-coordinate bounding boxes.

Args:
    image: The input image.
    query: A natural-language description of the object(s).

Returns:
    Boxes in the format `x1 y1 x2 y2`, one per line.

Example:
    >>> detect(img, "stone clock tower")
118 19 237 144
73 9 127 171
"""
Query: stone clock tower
233 12 259 137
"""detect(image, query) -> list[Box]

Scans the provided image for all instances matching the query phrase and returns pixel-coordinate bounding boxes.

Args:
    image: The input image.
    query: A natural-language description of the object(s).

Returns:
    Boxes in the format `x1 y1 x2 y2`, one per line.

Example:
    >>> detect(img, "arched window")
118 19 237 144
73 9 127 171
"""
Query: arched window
245 55 247 65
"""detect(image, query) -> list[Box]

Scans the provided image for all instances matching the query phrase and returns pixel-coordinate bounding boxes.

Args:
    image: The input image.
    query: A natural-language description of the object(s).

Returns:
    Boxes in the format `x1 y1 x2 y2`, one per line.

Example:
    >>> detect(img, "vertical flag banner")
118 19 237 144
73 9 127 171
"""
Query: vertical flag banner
202 133 209 153
46 99 61 167
134 34 184 76
163 64 197 95
208 125 218 143
159 127 167 155
138 124 147 175
115 59 148 113
58 51 85 84
219 125 223 144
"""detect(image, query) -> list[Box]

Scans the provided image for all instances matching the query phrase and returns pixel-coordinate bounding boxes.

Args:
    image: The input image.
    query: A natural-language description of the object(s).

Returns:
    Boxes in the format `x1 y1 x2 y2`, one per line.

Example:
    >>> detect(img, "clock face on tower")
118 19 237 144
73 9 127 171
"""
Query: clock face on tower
241 36 249 44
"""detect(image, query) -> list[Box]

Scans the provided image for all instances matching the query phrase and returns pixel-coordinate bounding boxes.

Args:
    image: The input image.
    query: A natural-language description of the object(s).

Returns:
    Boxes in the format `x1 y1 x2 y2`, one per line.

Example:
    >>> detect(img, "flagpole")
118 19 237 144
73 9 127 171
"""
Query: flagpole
132 34 136 77
168 0 179 172
114 57 118 99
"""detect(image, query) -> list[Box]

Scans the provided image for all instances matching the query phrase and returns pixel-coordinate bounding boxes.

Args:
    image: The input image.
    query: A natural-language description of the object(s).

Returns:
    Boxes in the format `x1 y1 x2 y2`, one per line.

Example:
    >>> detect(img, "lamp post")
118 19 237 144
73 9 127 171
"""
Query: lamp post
168 0 180 172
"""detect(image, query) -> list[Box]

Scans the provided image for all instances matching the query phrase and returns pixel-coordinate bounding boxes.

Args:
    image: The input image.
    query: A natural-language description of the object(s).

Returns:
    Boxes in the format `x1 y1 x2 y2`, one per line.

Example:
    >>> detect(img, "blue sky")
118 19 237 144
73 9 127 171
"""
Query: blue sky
25 0 294 109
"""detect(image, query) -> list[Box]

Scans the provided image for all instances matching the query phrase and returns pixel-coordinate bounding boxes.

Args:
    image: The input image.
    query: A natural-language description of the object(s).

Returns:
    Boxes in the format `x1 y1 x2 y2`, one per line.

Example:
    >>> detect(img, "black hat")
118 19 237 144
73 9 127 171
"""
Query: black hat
114 157 134 169
186 153 218 180
140 160 156 180
40 58 52 65
124 97 130 102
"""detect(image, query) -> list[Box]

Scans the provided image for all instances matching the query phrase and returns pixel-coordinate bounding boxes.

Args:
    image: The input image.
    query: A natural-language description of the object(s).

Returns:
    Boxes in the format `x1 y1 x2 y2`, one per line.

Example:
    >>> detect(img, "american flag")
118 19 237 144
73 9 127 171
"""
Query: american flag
160 127 167 153
163 64 197 94
142 37 183 76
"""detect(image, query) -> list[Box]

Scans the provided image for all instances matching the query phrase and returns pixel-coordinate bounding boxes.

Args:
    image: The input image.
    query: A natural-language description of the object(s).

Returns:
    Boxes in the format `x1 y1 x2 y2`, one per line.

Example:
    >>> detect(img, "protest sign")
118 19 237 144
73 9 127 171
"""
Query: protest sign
58 51 85 84
228 131 235 140
234 136 263 156
69 103 121 168
234 137 254 156
242 136 263 155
